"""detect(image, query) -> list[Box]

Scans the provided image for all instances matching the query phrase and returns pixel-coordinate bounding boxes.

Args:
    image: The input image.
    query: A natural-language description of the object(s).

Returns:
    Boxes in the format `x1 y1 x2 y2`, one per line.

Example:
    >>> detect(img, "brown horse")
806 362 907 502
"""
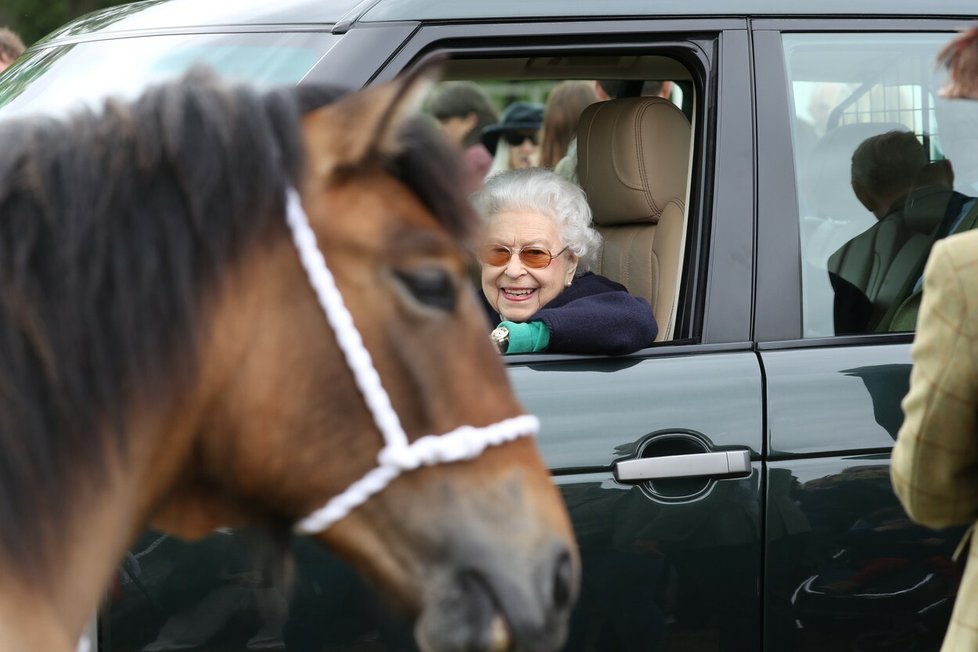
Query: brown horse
0 68 578 652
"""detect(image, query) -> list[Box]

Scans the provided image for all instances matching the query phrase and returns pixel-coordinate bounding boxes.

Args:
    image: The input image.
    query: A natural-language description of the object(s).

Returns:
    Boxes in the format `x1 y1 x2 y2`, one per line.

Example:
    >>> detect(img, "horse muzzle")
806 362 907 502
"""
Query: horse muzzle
414 537 578 652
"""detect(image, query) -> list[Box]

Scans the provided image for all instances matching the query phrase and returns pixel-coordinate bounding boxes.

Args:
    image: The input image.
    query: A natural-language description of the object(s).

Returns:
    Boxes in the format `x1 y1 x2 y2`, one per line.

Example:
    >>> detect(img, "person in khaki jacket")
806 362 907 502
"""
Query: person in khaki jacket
892 29 978 650
892 228 978 650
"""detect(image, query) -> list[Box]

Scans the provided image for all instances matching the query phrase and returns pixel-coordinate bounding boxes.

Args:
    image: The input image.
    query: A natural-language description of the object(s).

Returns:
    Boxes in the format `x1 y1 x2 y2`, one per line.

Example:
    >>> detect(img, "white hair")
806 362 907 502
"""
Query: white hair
472 168 602 273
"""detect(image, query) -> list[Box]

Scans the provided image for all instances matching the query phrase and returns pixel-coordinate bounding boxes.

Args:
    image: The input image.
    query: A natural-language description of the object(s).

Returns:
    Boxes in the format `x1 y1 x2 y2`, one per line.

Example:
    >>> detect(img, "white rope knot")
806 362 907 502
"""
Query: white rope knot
285 188 539 535
379 415 541 470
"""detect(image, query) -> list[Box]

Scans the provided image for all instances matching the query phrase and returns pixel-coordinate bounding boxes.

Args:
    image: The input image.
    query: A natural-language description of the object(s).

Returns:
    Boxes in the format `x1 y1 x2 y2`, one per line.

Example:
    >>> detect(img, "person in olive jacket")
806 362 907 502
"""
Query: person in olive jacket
473 168 657 355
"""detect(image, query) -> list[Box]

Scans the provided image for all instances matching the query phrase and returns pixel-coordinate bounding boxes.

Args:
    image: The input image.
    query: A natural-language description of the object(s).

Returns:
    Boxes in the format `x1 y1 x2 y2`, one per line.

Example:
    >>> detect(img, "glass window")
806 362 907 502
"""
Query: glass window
0 32 340 119
784 33 976 338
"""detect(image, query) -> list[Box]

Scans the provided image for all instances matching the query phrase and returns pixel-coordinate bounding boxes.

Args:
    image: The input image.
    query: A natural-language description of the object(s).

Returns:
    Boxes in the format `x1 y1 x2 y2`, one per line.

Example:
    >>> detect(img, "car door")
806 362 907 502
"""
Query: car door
753 20 972 650
371 18 766 650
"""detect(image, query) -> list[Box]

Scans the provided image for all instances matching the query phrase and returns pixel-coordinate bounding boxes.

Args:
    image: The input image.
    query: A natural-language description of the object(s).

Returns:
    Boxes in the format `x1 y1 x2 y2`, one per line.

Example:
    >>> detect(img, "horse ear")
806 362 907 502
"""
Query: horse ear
301 60 443 179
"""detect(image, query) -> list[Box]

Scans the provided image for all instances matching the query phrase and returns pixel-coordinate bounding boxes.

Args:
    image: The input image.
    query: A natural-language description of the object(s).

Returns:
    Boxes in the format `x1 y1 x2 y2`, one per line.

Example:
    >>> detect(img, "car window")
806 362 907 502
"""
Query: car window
0 32 340 119
784 33 974 338
427 54 698 347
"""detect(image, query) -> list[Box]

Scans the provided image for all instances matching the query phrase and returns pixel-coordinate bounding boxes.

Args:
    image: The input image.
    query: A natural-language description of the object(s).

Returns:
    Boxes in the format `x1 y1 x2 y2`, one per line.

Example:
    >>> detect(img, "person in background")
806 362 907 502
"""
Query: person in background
481 101 544 177
474 168 657 355
0 27 25 73
891 29 978 651
827 130 927 333
426 81 499 193
539 81 598 169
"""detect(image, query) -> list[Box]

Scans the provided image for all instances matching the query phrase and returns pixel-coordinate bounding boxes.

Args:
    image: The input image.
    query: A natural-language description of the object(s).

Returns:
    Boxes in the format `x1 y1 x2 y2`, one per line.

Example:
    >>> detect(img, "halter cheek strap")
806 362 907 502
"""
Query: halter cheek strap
283 188 539 535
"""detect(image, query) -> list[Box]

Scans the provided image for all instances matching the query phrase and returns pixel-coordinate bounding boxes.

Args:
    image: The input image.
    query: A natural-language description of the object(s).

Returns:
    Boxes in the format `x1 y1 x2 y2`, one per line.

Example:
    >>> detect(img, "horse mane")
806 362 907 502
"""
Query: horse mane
387 115 476 244
0 68 471 574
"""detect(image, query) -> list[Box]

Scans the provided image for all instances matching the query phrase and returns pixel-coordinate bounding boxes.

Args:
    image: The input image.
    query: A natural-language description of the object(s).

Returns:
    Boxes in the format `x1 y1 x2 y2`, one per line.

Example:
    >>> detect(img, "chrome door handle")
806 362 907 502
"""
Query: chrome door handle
615 450 751 482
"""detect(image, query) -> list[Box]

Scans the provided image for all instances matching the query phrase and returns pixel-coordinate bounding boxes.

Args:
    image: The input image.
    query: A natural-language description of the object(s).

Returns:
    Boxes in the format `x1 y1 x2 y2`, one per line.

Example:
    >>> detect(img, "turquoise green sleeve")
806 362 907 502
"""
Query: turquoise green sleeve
500 320 550 354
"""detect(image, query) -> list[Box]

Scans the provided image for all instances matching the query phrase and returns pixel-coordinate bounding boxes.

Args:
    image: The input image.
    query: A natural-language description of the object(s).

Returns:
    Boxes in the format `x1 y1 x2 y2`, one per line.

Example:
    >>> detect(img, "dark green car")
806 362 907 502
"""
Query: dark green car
3 0 975 649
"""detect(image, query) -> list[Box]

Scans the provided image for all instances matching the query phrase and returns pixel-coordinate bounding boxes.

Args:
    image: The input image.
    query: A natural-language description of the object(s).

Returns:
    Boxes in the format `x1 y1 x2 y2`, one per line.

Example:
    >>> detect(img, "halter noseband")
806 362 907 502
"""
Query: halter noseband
284 188 539 535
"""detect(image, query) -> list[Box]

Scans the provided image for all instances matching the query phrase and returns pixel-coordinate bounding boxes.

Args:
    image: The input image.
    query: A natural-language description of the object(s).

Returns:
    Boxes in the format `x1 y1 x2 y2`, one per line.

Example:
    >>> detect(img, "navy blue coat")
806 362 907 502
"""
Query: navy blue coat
481 272 658 355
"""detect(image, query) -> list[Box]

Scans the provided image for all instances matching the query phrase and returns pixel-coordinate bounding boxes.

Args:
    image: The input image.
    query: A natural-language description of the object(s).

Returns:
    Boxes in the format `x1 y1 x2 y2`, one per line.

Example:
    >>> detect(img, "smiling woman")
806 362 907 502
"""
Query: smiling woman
474 168 658 355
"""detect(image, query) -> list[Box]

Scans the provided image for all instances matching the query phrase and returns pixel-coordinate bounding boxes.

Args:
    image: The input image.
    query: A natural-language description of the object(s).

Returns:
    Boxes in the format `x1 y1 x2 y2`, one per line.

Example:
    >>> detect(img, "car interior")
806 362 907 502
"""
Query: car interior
434 54 698 343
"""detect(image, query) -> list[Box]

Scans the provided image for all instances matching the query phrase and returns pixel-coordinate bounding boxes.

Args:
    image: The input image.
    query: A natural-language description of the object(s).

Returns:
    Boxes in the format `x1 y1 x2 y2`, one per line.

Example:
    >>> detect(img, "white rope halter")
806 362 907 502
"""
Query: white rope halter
283 188 539 535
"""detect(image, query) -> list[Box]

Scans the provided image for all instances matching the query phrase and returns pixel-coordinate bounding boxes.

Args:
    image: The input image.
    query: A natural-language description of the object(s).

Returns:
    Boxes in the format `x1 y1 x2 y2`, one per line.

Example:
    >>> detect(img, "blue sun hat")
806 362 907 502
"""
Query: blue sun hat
480 101 544 155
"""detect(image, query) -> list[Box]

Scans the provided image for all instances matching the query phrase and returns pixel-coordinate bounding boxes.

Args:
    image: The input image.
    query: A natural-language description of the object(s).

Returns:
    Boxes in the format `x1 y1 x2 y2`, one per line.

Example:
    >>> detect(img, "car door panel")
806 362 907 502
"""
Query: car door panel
764 455 962 650
555 467 762 651
512 350 763 470
763 344 911 455
507 349 763 650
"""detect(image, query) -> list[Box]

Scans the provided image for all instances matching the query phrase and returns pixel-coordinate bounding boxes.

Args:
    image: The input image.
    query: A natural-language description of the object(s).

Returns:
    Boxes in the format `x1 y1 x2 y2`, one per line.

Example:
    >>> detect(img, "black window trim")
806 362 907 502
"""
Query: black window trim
371 18 756 348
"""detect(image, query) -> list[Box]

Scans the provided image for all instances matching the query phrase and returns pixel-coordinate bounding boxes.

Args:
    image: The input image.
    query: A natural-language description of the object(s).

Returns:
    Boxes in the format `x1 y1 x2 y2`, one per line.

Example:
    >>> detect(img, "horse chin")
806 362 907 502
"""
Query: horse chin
413 562 570 652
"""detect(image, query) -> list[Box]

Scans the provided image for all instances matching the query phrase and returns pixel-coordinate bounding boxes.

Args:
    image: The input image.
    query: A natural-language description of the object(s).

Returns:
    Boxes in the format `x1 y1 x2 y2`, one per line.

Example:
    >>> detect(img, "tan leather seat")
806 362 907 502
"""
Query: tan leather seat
577 97 692 341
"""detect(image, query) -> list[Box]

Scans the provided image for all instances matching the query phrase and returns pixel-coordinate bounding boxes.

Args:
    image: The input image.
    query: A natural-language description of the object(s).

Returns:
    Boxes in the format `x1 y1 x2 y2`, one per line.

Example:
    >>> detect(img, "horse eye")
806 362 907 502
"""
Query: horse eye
394 268 456 312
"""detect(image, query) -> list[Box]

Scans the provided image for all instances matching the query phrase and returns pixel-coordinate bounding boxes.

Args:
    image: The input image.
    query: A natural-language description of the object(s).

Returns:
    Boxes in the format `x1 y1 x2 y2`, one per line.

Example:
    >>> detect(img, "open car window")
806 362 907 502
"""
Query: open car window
426 53 698 348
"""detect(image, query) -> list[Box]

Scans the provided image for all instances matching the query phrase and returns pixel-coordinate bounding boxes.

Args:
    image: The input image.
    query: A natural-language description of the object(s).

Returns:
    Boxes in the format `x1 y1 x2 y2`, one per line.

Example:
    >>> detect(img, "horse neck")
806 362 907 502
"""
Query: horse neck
0 401 200 652
0 469 137 652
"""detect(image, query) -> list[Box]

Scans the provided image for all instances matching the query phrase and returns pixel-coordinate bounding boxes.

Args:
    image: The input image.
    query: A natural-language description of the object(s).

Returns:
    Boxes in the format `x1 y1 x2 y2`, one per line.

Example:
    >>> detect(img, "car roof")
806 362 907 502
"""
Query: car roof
39 0 978 45
360 0 978 22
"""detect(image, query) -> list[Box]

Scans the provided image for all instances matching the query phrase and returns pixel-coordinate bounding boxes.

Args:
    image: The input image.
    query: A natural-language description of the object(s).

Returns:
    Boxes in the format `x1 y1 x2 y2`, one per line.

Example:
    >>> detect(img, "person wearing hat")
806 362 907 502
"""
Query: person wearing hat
481 101 544 177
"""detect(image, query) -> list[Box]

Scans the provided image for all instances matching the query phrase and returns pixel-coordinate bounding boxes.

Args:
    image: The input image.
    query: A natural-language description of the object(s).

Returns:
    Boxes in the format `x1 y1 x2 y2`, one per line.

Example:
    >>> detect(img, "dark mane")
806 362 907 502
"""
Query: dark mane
0 69 320 572
388 116 477 244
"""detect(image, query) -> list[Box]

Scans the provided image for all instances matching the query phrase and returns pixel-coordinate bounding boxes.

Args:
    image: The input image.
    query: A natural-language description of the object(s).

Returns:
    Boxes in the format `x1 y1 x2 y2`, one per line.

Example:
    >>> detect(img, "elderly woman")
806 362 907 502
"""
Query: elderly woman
473 168 658 355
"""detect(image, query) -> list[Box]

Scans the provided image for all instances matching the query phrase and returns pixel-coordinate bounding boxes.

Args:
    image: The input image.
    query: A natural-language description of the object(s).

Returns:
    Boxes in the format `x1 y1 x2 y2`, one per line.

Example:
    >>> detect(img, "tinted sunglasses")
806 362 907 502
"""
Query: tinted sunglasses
503 131 539 146
480 244 569 269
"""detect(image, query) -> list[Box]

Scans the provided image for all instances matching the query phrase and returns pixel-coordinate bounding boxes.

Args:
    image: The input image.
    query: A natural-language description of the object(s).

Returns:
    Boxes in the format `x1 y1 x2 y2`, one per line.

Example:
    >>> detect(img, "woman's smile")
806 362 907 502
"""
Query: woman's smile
500 286 537 301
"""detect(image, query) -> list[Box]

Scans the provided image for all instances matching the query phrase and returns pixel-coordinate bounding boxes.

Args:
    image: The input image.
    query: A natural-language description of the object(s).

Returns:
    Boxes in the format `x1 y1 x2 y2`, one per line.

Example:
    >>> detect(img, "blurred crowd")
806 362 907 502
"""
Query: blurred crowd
426 78 674 193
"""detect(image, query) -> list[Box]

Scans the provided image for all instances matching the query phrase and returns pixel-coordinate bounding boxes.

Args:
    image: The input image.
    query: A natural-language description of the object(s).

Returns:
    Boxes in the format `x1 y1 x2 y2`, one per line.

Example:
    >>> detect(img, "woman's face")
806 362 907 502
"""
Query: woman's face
506 131 540 169
481 210 578 322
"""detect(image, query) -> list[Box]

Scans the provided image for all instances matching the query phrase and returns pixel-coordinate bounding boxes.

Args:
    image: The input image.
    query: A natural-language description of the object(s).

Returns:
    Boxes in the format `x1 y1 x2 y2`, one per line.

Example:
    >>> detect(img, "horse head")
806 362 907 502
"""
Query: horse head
143 69 580 651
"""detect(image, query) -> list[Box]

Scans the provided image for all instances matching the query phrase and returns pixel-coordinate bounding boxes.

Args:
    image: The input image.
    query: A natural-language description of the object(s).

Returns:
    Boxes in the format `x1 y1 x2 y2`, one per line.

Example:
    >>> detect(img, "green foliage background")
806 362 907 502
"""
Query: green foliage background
0 0 132 47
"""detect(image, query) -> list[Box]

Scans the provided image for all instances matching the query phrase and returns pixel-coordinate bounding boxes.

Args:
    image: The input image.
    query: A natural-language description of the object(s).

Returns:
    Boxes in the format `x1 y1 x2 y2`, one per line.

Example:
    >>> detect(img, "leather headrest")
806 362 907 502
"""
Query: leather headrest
577 97 691 227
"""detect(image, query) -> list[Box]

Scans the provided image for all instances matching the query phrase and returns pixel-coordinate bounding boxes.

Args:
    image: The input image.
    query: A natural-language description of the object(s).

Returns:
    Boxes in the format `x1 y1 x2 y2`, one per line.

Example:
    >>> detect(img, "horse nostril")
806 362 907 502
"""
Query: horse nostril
551 549 574 611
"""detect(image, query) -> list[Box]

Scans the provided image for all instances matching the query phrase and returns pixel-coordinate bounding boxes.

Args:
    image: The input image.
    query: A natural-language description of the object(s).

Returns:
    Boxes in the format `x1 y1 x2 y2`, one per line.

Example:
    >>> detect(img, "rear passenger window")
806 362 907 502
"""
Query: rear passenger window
784 33 975 338
424 54 699 344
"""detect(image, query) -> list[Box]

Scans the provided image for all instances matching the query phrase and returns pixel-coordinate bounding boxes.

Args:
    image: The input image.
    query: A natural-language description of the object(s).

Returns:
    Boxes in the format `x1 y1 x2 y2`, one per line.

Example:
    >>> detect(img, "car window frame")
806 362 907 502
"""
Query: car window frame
366 18 755 355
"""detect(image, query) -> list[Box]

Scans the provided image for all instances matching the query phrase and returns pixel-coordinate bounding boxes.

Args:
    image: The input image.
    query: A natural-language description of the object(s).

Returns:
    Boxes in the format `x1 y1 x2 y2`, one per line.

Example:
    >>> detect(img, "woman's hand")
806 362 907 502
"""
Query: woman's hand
493 320 550 354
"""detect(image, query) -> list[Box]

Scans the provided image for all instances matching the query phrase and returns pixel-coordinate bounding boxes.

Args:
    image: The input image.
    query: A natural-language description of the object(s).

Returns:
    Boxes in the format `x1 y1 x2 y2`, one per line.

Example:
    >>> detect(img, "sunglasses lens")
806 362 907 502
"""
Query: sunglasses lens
504 132 537 146
520 248 552 268
481 246 512 267
480 245 557 268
